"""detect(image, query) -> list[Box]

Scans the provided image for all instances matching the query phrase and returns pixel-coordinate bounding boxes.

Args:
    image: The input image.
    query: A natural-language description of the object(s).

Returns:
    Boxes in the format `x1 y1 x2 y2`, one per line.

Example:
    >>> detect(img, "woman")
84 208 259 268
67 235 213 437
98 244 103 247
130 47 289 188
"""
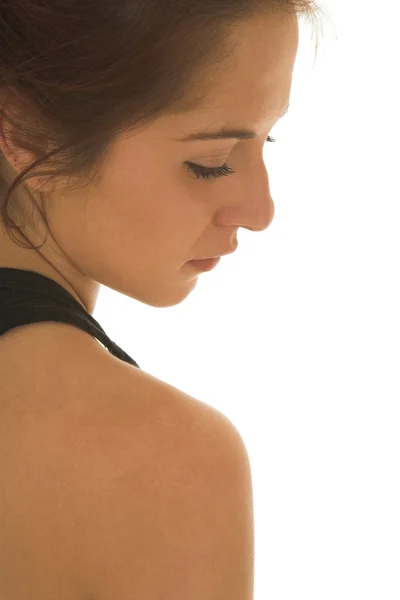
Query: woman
0 1 320 597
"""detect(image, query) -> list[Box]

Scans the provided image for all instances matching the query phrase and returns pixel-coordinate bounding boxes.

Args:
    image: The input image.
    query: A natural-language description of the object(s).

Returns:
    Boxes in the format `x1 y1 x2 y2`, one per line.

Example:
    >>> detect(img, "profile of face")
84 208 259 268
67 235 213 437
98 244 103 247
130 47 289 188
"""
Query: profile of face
0 13 299 314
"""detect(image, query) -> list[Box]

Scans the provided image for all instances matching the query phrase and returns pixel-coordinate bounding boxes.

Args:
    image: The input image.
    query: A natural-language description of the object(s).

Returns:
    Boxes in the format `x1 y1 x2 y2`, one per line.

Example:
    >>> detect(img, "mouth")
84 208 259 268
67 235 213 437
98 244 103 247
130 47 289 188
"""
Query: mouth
187 257 221 272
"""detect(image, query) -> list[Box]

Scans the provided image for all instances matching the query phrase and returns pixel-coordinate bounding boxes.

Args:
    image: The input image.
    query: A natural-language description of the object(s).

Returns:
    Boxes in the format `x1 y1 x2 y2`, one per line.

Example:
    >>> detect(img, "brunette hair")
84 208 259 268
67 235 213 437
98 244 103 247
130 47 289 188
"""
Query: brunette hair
0 0 322 250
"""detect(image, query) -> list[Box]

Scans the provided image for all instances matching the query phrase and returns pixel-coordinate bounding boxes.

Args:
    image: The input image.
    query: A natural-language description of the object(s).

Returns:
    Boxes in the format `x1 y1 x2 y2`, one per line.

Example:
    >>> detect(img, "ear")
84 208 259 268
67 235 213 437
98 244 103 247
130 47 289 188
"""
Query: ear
0 105 56 194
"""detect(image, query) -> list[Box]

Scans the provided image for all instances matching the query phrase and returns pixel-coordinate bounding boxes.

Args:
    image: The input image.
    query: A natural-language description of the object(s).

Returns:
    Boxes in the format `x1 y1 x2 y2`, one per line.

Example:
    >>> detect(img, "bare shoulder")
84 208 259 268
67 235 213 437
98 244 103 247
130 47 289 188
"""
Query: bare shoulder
0 323 253 598
85 344 250 460
70 353 252 498
63 357 254 599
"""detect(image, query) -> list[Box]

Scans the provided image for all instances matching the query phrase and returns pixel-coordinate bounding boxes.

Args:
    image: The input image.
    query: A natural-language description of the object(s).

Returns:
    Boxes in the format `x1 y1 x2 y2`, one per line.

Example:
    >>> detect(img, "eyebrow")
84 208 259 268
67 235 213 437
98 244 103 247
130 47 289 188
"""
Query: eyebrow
176 105 290 142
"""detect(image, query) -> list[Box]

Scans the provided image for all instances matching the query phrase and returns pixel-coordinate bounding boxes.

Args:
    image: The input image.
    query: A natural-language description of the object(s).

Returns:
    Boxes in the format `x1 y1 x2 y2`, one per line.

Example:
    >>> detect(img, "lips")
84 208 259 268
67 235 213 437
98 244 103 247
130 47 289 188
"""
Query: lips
193 246 238 261
187 257 221 271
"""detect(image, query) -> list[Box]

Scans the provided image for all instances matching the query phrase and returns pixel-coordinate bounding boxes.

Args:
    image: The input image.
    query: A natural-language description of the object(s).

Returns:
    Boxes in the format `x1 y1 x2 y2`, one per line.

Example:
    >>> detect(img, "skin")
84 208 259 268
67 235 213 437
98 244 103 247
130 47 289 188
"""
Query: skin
0 13 299 316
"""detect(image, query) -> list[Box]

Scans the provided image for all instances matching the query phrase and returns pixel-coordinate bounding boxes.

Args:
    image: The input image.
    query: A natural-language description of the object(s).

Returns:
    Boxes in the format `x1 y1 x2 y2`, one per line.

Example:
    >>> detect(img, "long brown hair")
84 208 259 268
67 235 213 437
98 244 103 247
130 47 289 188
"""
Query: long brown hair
0 0 322 250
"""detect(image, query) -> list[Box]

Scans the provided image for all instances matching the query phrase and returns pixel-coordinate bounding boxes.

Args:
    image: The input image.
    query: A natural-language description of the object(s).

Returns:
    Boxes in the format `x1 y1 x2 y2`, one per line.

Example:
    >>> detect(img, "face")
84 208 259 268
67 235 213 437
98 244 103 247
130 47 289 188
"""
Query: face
0 13 299 314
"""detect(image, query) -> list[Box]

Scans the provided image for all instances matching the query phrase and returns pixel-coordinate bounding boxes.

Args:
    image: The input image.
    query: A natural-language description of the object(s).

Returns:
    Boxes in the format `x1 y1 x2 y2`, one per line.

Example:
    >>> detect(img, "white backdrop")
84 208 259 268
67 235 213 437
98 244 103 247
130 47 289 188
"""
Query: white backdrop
94 1 400 598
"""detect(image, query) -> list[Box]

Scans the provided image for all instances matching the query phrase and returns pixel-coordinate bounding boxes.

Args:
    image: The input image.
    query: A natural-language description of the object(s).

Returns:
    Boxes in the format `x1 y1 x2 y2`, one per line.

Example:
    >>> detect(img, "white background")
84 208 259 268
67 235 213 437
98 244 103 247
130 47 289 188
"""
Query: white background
94 1 400 598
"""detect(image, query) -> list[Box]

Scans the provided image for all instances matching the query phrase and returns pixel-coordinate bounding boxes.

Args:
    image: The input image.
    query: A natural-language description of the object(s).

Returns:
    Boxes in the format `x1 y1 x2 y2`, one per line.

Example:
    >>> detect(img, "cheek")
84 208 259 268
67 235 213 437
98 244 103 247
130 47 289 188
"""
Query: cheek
91 163 208 263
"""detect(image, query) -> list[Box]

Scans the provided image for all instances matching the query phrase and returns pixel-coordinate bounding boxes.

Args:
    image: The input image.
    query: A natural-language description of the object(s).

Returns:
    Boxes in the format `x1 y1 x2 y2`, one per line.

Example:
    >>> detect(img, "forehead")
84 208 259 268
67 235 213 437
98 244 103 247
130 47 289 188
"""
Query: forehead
177 16 298 122
127 15 298 143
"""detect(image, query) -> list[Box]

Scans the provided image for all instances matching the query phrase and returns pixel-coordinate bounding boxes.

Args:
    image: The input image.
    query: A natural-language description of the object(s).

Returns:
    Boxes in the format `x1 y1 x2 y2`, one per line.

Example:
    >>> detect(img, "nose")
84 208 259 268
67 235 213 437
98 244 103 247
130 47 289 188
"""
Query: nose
244 197 275 233
225 166 275 233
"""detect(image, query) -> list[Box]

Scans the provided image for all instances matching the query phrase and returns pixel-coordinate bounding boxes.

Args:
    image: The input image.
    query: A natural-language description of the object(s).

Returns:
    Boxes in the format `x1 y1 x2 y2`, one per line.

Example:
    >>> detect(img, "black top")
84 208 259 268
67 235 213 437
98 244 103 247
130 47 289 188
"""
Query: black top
0 267 140 369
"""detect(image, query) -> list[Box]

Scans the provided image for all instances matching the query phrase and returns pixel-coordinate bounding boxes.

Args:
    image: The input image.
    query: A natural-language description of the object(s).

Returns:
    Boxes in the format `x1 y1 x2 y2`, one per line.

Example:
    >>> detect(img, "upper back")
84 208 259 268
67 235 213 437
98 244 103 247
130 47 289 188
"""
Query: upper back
0 322 137 598
0 322 254 599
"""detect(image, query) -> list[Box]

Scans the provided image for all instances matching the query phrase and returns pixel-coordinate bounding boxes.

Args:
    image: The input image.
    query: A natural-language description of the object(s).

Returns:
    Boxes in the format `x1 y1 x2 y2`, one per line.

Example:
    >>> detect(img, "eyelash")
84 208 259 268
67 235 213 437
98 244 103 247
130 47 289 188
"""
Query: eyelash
185 136 277 181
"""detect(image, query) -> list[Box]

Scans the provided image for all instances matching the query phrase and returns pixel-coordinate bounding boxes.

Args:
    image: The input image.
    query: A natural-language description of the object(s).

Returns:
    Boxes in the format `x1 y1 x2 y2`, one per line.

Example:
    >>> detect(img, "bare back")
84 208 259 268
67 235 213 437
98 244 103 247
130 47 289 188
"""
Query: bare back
0 322 218 598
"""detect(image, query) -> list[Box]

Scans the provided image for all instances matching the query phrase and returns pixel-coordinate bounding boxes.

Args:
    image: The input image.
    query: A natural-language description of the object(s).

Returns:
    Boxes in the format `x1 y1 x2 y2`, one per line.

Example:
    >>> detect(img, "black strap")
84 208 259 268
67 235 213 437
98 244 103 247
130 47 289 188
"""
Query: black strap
0 268 140 369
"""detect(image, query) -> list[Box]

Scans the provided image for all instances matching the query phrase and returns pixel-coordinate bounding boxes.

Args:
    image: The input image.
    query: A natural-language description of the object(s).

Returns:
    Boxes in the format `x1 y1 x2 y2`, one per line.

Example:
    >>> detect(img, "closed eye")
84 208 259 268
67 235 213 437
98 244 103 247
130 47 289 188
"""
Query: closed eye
185 136 277 181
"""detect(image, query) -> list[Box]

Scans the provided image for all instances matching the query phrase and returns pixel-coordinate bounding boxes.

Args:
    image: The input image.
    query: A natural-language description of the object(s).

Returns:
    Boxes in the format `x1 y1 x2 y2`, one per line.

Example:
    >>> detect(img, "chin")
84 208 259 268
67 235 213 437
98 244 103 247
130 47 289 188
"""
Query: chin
129 278 199 308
